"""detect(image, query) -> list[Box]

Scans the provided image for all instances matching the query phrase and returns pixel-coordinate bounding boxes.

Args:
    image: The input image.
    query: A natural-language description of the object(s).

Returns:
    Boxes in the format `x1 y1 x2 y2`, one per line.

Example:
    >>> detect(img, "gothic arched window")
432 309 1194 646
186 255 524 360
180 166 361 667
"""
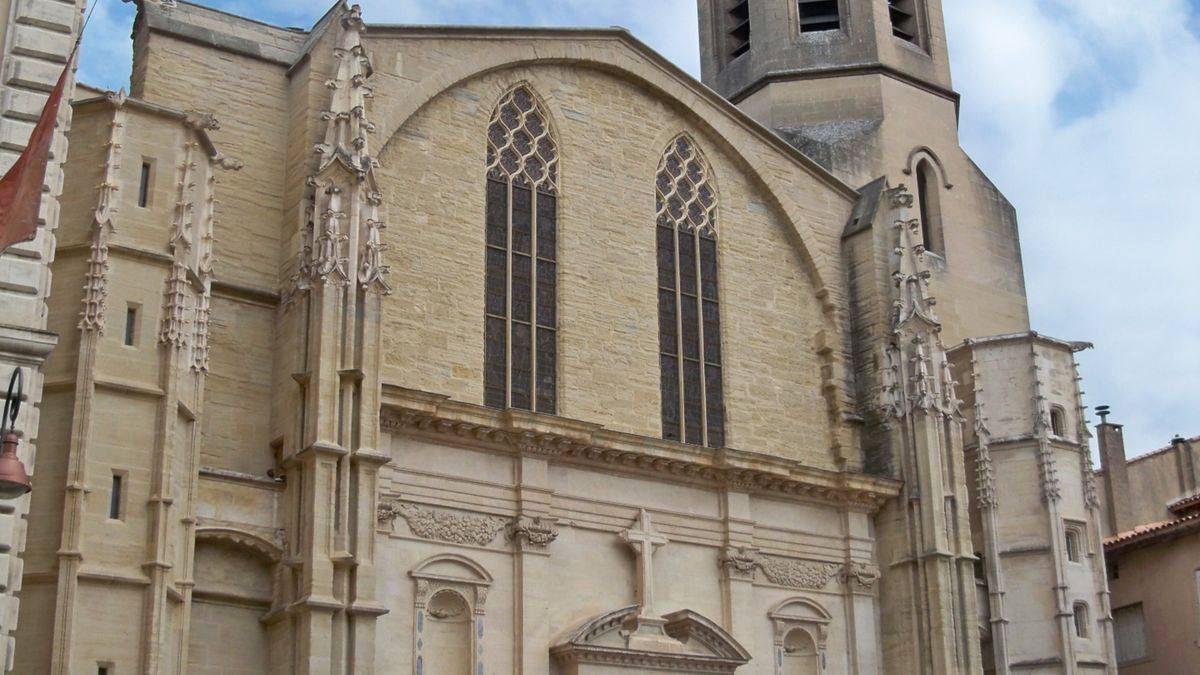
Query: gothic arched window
916 158 945 256
484 85 558 413
655 135 724 448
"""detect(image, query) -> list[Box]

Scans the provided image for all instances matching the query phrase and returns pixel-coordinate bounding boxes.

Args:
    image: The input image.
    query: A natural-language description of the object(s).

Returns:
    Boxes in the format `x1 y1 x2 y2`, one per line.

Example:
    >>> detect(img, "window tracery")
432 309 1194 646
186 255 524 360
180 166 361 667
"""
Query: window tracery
484 85 558 413
655 134 725 447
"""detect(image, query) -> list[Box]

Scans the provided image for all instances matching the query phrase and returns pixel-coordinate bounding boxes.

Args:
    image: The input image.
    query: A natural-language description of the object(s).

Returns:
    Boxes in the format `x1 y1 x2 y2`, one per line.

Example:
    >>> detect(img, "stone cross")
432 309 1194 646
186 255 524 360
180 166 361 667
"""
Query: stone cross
622 509 668 616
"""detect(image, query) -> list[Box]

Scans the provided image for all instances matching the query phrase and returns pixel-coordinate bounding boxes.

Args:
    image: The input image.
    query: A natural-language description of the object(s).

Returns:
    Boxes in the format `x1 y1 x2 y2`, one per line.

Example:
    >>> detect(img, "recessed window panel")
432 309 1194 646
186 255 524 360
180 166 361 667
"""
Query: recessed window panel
484 86 558 413
655 135 725 448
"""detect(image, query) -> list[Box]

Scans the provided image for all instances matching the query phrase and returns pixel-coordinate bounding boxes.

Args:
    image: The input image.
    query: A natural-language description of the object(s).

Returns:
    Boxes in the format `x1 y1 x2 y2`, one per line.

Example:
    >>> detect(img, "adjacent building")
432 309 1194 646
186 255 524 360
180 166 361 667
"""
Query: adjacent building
1096 424 1200 672
0 0 86 669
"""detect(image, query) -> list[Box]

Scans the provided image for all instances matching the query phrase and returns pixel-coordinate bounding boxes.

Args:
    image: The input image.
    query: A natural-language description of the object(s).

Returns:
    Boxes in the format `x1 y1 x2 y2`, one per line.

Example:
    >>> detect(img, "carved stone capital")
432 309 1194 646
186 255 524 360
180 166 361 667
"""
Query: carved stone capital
839 561 880 591
507 516 559 550
886 184 914 209
719 546 759 581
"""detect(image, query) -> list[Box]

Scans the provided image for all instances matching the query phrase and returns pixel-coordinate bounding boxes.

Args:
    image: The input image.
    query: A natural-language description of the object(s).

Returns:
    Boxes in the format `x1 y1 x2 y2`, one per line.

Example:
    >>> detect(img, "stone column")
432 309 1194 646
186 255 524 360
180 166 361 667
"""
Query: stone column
874 186 981 675
717 489 756 649
509 451 556 675
285 6 391 672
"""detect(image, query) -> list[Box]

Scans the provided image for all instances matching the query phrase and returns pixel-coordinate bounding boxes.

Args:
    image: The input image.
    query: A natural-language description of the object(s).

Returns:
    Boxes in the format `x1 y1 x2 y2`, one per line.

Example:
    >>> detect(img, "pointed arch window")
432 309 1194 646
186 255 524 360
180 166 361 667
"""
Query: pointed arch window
915 158 945 256
655 135 724 448
484 86 559 413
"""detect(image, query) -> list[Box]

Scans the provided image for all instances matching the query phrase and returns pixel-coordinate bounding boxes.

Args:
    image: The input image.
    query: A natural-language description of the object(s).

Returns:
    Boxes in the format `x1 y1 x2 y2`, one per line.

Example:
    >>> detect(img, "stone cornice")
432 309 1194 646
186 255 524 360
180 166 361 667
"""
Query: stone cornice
380 386 899 511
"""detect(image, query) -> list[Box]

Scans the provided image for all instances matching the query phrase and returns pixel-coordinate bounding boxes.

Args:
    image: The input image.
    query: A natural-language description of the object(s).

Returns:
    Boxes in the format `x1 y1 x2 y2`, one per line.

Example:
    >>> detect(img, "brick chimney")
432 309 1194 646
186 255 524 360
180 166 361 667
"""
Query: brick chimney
1095 407 1134 535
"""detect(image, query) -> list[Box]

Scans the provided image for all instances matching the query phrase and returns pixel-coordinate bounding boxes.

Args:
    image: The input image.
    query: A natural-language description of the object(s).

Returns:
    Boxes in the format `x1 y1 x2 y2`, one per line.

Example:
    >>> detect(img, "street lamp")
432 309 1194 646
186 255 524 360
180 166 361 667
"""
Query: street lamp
0 368 32 498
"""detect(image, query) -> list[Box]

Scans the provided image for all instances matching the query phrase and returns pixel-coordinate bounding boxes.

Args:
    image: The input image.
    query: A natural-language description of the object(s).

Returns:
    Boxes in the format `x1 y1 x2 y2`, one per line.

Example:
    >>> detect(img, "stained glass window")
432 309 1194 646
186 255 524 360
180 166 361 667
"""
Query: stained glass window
484 86 558 413
655 135 724 447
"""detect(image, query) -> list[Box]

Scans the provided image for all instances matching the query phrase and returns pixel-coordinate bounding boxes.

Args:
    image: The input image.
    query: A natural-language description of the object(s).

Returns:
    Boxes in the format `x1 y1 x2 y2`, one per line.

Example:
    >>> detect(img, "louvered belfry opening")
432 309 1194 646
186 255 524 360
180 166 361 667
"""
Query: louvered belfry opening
655 135 725 449
726 0 751 60
484 85 559 414
889 0 920 43
798 0 841 33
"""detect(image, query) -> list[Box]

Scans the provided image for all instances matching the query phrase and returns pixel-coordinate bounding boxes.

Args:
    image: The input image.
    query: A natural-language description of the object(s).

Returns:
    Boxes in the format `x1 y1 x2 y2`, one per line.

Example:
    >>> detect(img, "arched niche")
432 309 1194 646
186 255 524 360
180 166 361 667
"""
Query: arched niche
409 554 492 675
187 527 282 674
769 597 833 674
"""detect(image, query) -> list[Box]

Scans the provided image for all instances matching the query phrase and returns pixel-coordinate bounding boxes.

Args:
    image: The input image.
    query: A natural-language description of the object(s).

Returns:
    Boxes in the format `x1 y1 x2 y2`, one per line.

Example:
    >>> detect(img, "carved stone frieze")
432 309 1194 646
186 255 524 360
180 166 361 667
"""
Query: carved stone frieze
757 556 841 590
380 500 507 546
507 516 559 549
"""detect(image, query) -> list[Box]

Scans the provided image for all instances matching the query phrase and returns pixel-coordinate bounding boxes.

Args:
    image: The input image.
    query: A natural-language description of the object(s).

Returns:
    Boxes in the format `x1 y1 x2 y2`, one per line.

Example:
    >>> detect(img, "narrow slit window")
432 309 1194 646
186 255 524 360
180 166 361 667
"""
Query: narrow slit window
484 86 558 414
656 135 724 448
888 0 920 44
138 161 152 208
109 473 123 520
916 159 945 256
799 0 841 33
726 0 751 60
124 304 139 347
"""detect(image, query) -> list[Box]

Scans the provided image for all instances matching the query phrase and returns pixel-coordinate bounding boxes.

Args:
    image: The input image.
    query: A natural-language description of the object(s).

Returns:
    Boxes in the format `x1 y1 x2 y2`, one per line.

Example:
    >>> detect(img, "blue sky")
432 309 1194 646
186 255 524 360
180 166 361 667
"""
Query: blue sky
78 0 1200 459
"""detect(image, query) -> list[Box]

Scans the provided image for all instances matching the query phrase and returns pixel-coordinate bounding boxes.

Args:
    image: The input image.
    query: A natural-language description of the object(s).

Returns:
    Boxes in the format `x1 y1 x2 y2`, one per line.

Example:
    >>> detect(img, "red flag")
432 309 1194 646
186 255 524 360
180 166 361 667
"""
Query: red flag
0 52 73 254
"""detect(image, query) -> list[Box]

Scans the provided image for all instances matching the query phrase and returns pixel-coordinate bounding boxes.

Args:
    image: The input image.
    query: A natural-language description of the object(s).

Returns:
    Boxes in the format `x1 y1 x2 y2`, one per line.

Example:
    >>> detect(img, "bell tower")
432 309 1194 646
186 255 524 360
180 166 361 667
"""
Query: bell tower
698 0 955 187
698 0 1030 347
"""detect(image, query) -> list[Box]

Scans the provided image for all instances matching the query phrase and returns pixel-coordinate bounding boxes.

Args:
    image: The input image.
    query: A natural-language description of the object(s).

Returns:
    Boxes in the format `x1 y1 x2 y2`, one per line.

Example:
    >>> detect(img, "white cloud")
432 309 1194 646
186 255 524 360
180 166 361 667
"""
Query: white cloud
76 0 1199 458
947 0 1200 456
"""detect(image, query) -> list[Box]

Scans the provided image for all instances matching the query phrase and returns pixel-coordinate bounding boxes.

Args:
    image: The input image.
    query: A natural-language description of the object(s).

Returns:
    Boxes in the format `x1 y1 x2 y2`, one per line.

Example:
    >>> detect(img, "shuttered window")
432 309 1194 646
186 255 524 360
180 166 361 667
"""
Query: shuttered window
799 0 841 33
888 0 920 44
1113 603 1147 663
726 0 751 59
484 86 559 413
656 135 724 448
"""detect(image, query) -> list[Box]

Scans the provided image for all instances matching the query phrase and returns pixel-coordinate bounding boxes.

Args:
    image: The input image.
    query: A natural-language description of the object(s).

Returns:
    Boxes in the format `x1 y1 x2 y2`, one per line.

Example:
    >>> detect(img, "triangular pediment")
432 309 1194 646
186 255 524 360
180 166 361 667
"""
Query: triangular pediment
550 605 750 673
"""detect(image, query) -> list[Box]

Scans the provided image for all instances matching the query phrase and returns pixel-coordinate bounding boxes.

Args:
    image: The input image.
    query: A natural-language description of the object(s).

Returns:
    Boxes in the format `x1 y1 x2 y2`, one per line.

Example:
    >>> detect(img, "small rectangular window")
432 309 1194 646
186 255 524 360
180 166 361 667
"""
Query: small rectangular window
889 0 920 44
726 0 751 60
123 304 139 347
1113 603 1147 663
799 0 841 33
98 666 110 675
109 473 123 520
138 161 152 208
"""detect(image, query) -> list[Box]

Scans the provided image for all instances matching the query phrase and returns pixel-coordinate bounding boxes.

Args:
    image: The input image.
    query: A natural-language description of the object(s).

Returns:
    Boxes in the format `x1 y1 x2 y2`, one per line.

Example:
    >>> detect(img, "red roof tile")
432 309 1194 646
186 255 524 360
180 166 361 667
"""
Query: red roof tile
1104 512 1200 552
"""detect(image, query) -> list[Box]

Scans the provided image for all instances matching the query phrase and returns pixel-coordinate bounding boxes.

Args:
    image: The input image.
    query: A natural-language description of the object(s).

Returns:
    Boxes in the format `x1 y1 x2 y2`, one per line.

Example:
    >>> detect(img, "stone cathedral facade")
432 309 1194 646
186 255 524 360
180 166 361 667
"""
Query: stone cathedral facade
10 0 1120 673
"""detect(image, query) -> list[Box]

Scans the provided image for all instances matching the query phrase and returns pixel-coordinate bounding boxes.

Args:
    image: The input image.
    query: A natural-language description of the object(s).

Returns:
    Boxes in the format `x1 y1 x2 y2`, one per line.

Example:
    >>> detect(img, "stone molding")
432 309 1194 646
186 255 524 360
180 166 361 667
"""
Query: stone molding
379 390 900 511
